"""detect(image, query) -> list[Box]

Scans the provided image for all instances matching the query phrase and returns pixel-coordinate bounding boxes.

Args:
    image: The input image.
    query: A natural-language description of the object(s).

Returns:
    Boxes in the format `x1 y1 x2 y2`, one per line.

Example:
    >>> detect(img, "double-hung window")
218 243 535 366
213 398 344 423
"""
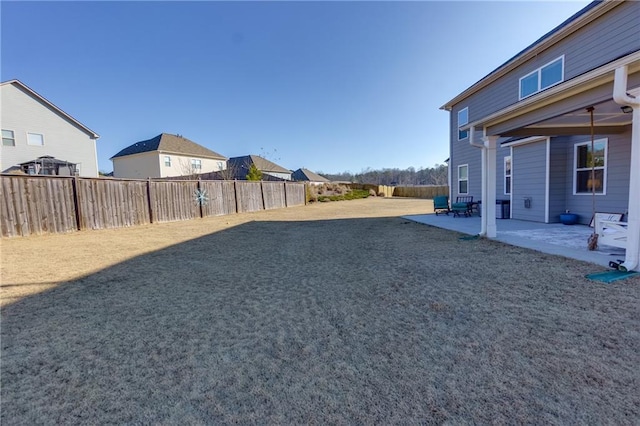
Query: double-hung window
574 138 607 194
504 156 512 195
457 107 469 140
458 164 468 194
164 156 171 167
2 129 15 146
191 159 202 170
519 56 564 99
27 132 44 146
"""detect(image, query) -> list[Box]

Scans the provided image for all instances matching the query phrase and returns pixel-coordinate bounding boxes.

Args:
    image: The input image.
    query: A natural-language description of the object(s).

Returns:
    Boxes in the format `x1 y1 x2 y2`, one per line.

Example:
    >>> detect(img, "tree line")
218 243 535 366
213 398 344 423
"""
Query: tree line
318 164 448 186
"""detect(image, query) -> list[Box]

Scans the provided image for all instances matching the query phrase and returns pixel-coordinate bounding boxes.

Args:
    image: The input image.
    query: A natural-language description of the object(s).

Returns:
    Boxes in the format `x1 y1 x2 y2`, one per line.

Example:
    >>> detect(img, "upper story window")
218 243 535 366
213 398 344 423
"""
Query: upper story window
574 138 607 195
191 159 202 170
27 132 44 146
2 129 15 146
519 56 564 99
164 156 171 167
457 107 469 140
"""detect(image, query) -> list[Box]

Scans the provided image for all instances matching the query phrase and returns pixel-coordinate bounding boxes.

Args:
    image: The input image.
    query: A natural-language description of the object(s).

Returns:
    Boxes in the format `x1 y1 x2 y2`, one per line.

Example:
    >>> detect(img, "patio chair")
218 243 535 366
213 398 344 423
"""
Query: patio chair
433 195 450 215
452 196 473 217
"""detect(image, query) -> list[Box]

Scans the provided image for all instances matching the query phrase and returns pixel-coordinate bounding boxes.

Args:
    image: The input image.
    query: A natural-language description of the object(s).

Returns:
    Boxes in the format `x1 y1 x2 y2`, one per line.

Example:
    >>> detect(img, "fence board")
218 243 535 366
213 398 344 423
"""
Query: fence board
392 185 448 199
0 176 76 237
2 175 308 237
235 182 264 213
285 182 306 207
262 182 286 210
76 179 150 229
151 181 199 222
201 181 236 217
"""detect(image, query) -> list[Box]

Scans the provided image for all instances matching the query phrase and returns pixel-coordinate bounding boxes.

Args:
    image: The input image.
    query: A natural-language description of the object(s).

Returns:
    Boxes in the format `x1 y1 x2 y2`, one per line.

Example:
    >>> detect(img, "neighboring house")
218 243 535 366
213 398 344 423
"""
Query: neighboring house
227 155 292 180
292 168 330 185
0 80 100 177
441 0 640 271
111 133 227 179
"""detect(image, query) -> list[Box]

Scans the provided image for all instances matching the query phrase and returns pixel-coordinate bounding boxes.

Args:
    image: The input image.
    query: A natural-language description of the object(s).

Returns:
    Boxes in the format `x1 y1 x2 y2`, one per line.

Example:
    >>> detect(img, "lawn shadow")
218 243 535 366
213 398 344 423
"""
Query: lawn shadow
2 217 639 424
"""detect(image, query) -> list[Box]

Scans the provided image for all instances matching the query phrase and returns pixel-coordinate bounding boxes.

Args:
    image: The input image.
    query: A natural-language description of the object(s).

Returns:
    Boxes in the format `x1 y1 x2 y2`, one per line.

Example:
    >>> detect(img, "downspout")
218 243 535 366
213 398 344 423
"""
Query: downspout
468 126 487 235
613 66 640 272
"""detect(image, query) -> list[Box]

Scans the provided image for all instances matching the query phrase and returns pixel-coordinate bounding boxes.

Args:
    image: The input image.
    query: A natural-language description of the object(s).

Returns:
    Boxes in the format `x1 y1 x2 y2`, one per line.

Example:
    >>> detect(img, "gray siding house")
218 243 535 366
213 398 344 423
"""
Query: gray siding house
441 0 640 271
1 80 100 177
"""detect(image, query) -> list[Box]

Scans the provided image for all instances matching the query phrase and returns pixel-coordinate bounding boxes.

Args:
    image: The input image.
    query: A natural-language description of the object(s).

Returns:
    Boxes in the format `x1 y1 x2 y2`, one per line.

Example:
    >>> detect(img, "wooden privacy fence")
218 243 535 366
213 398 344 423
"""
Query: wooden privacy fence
0 175 306 237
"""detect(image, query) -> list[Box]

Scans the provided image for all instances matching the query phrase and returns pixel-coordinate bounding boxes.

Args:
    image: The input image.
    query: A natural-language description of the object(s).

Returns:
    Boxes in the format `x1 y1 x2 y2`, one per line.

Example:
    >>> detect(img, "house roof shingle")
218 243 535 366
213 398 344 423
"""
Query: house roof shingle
111 133 227 160
227 155 290 174
292 168 329 182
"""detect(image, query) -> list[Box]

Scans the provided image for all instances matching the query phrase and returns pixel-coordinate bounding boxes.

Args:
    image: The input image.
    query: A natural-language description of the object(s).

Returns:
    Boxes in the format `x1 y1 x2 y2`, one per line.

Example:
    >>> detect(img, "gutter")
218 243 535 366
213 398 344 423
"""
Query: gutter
612 65 640 272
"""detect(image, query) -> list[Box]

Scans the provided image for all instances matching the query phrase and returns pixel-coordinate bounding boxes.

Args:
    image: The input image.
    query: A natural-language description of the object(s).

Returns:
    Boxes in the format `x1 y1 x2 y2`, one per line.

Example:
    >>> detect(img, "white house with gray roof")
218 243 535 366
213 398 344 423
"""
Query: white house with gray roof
1 80 100 177
441 0 640 271
111 133 227 179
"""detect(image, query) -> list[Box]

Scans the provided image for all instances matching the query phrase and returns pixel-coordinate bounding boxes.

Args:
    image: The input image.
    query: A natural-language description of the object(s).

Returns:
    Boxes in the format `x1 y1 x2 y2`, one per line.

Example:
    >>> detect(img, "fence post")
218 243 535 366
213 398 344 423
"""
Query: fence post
147 177 154 224
71 176 82 230
283 181 288 207
260 180 266 210
197 177 203 218
234 180 240 213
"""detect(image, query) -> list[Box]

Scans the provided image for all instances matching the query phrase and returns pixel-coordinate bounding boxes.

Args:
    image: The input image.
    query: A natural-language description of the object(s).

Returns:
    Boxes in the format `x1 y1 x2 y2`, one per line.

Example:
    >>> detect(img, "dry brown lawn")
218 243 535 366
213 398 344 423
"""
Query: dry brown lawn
1 197 639 424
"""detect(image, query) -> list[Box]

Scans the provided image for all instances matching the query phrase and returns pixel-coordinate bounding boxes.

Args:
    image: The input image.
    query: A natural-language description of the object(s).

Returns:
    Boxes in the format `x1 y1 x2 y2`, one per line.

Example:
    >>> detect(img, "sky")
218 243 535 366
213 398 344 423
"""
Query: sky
1 0 591 175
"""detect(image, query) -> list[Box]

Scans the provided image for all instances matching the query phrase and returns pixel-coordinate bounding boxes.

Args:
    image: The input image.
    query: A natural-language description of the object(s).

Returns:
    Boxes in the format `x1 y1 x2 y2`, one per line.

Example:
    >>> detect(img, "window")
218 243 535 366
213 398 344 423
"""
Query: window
457 107 469 140
519 56 564 99
164 156 171 167
574 138 607 195
27 132 44 146
191 159 202 170
2 129 15 146
504 156 512 195
458 164 468 194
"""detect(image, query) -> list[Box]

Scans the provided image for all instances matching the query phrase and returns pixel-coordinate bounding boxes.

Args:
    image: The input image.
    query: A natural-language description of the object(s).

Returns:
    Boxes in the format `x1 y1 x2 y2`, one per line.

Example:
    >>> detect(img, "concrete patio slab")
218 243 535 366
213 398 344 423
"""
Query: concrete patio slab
404 213 625 268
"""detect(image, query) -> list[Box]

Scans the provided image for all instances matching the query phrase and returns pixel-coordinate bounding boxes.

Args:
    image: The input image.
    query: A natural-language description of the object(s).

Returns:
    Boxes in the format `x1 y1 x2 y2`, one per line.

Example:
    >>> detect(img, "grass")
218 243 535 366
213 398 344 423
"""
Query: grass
1 199 639 423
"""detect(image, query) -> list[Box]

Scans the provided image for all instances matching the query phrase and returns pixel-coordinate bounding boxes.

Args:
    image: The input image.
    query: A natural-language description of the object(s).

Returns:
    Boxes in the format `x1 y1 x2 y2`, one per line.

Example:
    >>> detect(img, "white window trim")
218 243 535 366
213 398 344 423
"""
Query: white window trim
504 156 512 195
191 158 202 170
457 107 469 141
573 138 607 196
26 132 45 146
164 156 171 167
2 129 16 146
458 164 469 195
519 55 564 100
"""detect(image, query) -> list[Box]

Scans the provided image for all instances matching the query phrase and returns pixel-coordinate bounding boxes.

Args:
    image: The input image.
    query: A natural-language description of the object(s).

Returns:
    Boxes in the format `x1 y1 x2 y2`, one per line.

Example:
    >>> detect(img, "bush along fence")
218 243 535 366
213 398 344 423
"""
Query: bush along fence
349 184 448 199
0 175 306 237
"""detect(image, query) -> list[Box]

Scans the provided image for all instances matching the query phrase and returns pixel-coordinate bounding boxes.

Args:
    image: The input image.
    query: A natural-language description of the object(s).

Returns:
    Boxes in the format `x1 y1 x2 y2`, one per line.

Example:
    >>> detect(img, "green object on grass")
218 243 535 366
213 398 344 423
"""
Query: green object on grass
585 270 639 283
459 235 480 241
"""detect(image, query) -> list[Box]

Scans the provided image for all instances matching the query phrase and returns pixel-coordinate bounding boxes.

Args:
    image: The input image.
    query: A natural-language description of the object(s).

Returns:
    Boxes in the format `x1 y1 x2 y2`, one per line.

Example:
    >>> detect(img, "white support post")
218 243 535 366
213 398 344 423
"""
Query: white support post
483 135 499 238
480 147 487 236
622 91 640 271
613 67 640 272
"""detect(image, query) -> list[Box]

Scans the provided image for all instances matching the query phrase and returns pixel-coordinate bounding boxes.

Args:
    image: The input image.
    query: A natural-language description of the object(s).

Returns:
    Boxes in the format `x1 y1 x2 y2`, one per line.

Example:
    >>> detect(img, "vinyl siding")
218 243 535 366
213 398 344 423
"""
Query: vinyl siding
548 137 568 222
453 1 640 123
449 118 481 200
564 130 631 224
113 152 227 179
511 140 547 222
113 152 161 179
0 83 98 177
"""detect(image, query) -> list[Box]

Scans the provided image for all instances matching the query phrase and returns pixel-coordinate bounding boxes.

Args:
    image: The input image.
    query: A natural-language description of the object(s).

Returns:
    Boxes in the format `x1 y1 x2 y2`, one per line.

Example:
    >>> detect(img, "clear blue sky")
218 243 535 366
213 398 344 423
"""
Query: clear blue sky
1 1 590 174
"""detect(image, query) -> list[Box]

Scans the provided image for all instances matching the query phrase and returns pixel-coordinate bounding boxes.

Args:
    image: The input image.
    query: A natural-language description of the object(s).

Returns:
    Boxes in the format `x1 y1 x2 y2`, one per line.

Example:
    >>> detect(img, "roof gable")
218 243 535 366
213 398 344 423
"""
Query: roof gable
441 0 613 110
111 133 227 160
1 79 99 139
228 155 290 174
292 168 329 182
